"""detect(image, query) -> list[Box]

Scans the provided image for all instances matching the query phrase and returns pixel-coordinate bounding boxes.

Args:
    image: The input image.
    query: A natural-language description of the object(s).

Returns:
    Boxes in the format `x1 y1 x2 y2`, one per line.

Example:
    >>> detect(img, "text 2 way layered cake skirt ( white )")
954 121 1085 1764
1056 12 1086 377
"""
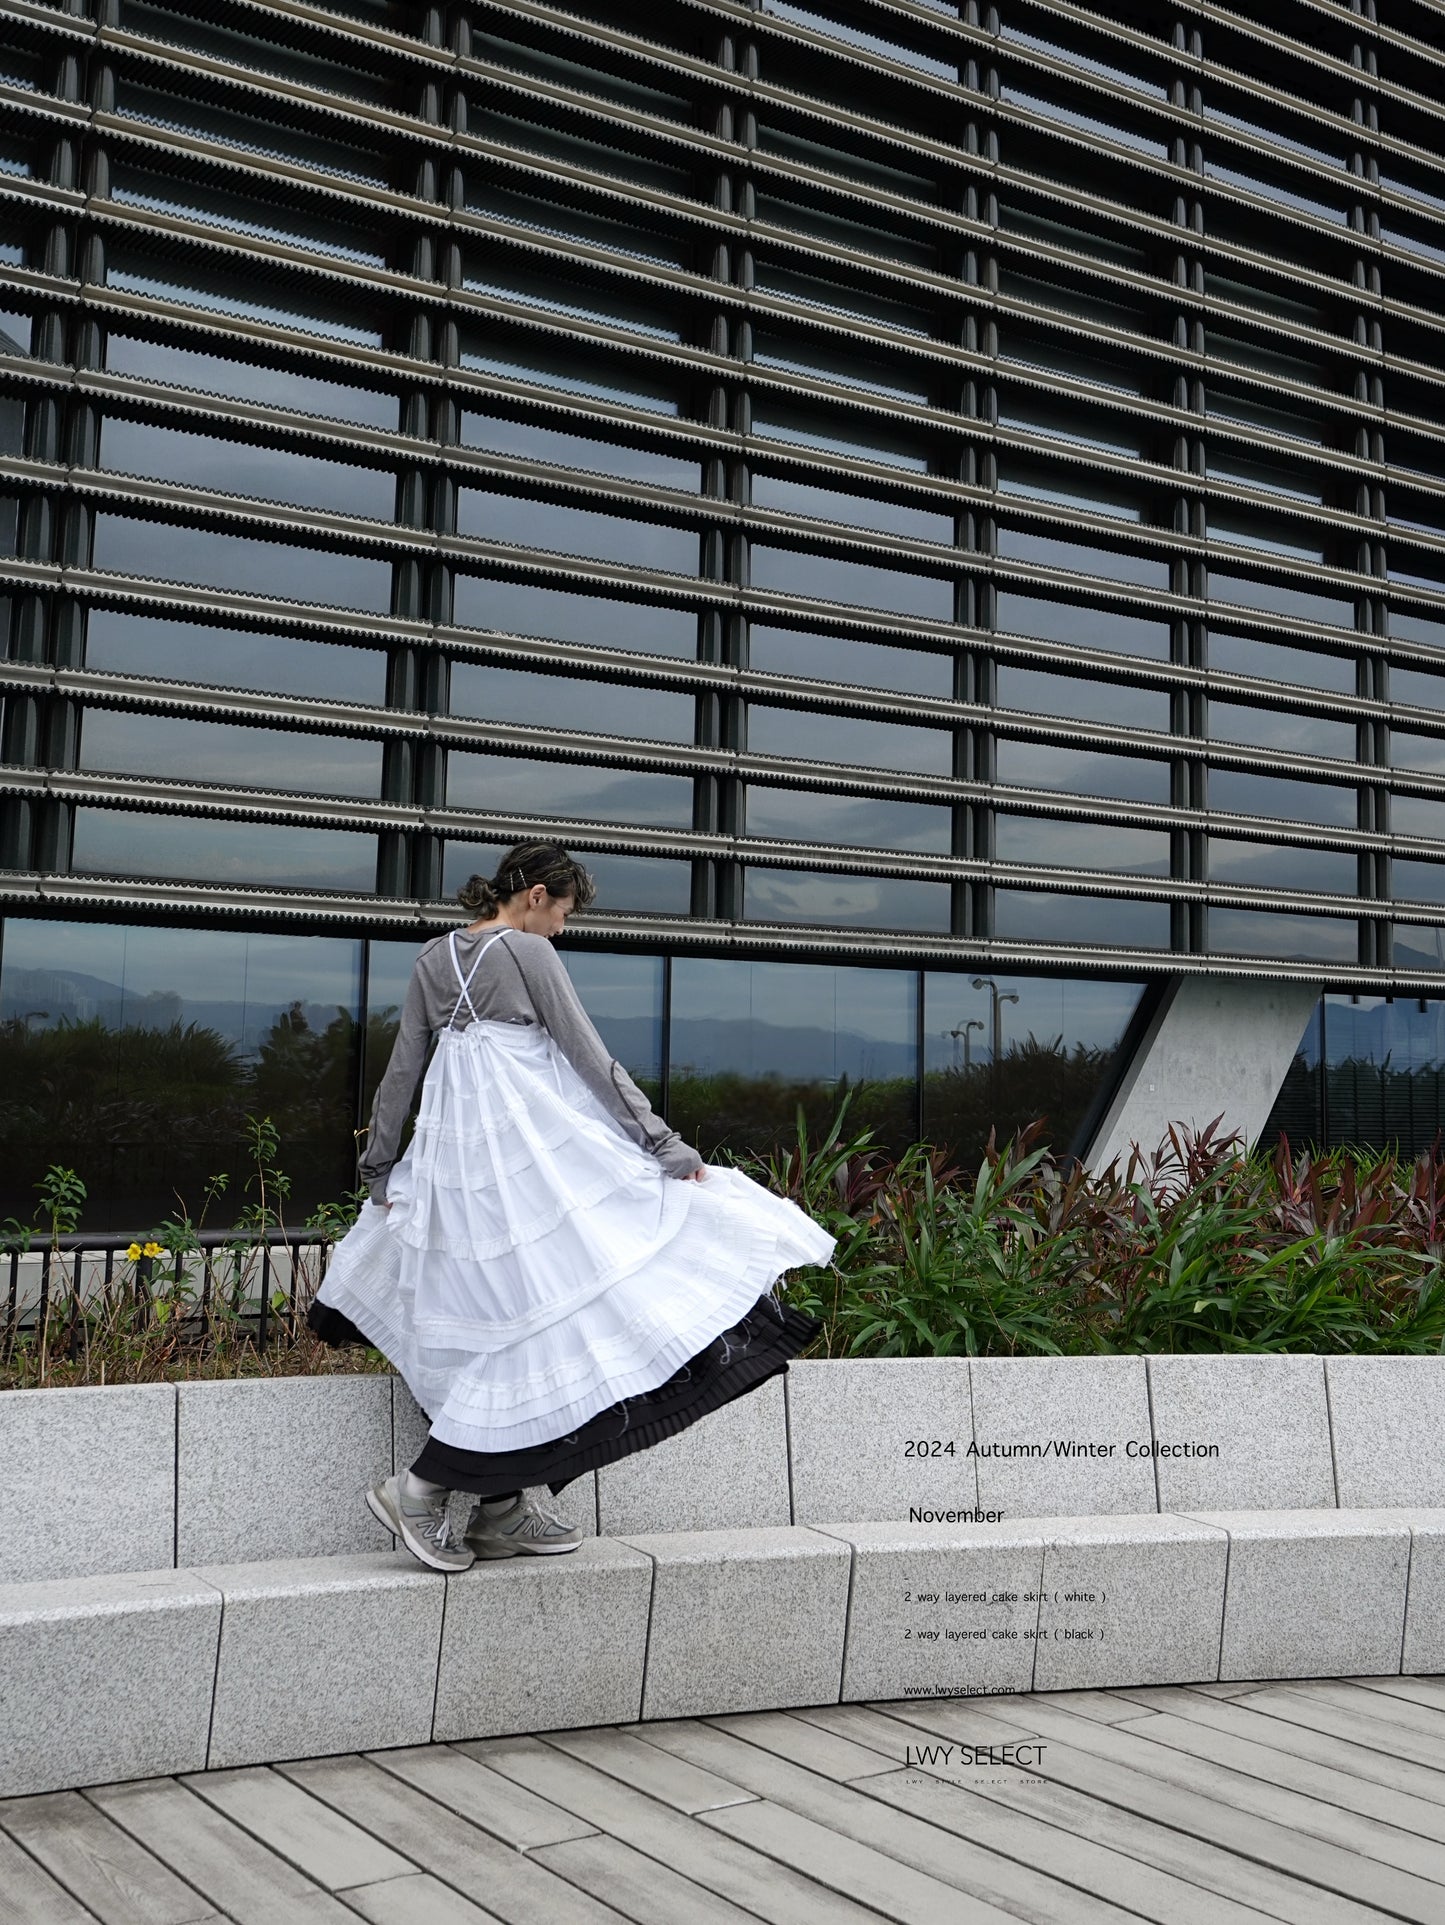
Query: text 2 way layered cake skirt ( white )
309 1013 833 1494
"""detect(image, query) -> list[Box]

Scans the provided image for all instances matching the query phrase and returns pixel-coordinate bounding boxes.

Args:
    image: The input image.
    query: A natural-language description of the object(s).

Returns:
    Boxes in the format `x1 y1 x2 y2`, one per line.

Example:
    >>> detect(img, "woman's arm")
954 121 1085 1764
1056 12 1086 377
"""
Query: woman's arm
356 962 433 1203
504 936 705 1177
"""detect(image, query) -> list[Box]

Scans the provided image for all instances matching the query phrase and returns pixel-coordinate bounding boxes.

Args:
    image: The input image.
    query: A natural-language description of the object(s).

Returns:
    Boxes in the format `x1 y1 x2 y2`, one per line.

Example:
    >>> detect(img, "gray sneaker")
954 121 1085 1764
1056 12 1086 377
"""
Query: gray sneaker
464 1493 584 1558
367 1474 475 1573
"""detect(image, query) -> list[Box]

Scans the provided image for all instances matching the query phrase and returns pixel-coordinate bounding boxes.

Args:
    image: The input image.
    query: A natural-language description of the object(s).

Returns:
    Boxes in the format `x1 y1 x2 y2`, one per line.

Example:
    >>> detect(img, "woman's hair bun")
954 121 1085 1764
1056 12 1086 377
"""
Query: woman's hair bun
456 874 501 916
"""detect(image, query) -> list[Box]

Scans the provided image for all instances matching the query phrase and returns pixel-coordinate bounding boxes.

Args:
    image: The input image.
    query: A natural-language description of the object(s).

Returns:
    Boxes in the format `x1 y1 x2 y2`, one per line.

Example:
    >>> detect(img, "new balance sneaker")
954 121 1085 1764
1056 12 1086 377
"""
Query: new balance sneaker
367 1474 475 1573
463 1493 584 1558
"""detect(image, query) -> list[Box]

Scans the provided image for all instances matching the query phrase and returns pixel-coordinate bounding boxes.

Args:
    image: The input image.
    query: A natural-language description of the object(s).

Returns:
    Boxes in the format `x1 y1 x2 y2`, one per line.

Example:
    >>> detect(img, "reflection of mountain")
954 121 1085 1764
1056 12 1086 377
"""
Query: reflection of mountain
1 966 338 1056
669 1017 917 1083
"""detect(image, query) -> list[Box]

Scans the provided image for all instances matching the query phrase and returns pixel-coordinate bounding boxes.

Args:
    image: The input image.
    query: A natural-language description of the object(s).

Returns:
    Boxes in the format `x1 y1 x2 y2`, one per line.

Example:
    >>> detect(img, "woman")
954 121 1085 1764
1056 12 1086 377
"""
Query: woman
309 839 833 1572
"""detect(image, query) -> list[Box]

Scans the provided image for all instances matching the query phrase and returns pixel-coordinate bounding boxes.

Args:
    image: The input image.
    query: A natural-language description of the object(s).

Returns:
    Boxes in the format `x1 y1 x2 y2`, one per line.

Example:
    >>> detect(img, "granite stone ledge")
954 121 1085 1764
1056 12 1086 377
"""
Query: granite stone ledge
1033 1513 1228 1691
1363 1508 1445 1675
1326 1358 1445 1508
177 1374 394 1566
0 1384 178 1584
433 1537 652 1742
786 1359 976 1525
0 1569 220 1797
620 1524 850 1719
809 1518 1046 1702
195 1552 444 1769
1145 1354 1335 1511
1189 1507 1411 1680
597 1375 790 1535
968 1357 1157 1518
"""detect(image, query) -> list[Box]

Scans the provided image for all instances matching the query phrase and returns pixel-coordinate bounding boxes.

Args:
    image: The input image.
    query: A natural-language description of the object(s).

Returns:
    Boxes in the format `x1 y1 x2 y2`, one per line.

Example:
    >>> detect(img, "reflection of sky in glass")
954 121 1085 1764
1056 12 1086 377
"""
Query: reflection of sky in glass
1393 730 1445 776
107 264 379 346
996 592 1169 658
671 958 918 1083
459 492 697 575
70 810 375 895
998 668 1166 731
924 973 1142 1067
560 951 664 1081
450 663 693 741
1005 89 1165 157
87 612 386 705
1393 667 1445 710
1391 610 1445 648
1209 839 1356 894
1000 25 1160 94
1210 768 1356 826
446 751 692 826
751 409 928 472
998 527 1169 590
751 625 952 695
749 703 951 775
1209 908 1357 961
998 739 1170 805
1323 993 1445 1069
994 814 1169 875
460 413 697 490
106 335 394 428
744 869 950 931
1209 631 1354 693
92 517 391 611
80 710 383 797
461 345 678 414
746 786 951 853
0 920 362 1058
452 576 692 656
1209 572 1352 627
100 419 394 519
1208 701 1353 759
761 0 956 78
753 475 952 543
995 890 1170 947
1393 860 1445 904
752 546 952 619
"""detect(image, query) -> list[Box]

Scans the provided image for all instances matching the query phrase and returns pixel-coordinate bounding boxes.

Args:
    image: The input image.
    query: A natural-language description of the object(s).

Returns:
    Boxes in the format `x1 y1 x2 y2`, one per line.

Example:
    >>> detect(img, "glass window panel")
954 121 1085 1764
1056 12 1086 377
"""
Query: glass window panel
1210 767 1358 826
1394 922 1445 970
1210 630 1357 693
755 222 937 283
1004 84 1168 159
749 624 952 695
751 546 953 619
993 889 1171 947
751 401 929 471
85 612 386 705
468 182 687 269
995 591 1170 658
443 842 690 914
459 413 698 490
91 517 391 610
1209 700 1355 758
755 121 937 199
748 703 952 775
999 23 1163 95
998 526 1171 590
125 3 392 100
1393 729 1445 777
477 31 691 121
923 972 1143 1164
751 475 953 543
1210 508 1325 564
464 254 681 343
451 576 693 656
761 0 957 78
483 112 695 200
1209 571 1354 627
0 919 363 1226
744 867 949 931
79 710 383 797
996 667 1168 731
558 950 664 1095
115 79 389 186
1210 449 1324 504
1394 858 1445 904
1392 610 1445 648
98 419 395 519
1393 665 1445 710
1393 792 1445 840
998 396 1146 458
449 663 693 742
112 165 386 267
669 957 918 1155
70 808 375 890
108 250 382 347
1210 839 1357 893
752 330 931 403
1209 907 1358 961
445 752 692 826
1203 156 1349 225
745 786 951 853
996 460 1145 521
460 332 679 414
0 307 31 354
993 814 1170 874
0 493 15 557
997 739 1170 805
105 335 395 429
457 492 697 575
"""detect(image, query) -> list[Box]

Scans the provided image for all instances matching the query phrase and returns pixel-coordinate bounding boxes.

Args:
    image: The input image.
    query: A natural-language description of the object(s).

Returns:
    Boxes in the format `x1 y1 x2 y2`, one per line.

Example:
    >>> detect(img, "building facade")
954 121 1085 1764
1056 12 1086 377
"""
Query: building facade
3 0 1445 1227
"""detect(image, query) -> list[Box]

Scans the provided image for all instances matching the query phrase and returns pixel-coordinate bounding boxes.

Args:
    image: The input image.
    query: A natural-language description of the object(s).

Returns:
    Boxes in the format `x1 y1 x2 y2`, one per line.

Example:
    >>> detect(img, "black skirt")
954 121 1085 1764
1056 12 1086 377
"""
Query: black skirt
307 1290 821 1498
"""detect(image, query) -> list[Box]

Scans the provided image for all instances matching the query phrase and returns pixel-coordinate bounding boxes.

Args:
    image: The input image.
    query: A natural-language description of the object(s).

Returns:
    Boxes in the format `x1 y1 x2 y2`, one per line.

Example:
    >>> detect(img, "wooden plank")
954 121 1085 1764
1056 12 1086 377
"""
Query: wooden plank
530 1833 774 1925
276 1755 629 1925
544 1726 764 1811
457 1733 887 1925
364 1746 600 1849
84 1778 352 1925
889 1690 1445 1883
633 1714 1131 1924
799 1705 1382 1925
341 1872 504 1924
1219 1685 1445 1772
699 1712 903 1784
1348 1677 1445 1717
1025 1692 1156 1725
1275 1679 1445 1741
1099 1687 1445 1811
0 1788 217 1925
180 1767 414 1892
874 1698 1445 1922
0 1828 102 1925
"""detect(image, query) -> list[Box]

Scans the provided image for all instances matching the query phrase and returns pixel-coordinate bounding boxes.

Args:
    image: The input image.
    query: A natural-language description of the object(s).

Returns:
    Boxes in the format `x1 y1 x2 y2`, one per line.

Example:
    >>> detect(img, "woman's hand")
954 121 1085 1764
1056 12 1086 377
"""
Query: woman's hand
683 1167 707 1182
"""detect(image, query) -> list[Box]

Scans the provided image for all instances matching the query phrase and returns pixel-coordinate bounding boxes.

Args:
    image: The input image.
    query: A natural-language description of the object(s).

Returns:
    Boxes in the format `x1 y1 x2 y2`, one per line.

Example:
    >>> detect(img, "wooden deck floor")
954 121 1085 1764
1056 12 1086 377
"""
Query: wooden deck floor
5 1677 1445 1922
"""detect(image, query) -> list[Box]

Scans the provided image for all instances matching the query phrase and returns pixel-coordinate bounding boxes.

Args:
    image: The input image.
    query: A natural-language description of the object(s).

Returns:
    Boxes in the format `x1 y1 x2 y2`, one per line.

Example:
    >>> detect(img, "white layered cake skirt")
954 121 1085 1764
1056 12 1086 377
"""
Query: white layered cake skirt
311 1015 833 1491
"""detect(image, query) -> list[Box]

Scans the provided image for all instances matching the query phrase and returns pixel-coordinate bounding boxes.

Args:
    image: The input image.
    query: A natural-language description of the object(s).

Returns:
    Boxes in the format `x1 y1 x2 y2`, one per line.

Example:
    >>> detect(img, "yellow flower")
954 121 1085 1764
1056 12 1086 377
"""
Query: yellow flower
142 1241 165 1259
125 1243 143 1261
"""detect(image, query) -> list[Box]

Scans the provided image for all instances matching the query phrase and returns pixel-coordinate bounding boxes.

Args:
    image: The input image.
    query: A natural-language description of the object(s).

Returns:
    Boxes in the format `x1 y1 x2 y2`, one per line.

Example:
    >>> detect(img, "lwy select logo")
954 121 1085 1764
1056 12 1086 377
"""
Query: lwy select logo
903 1742 1048 1768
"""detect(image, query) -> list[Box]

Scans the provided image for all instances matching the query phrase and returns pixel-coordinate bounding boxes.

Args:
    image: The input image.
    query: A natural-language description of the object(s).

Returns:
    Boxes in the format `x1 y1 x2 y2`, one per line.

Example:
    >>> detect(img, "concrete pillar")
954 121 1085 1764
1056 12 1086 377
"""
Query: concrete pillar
1083 976 1321 1173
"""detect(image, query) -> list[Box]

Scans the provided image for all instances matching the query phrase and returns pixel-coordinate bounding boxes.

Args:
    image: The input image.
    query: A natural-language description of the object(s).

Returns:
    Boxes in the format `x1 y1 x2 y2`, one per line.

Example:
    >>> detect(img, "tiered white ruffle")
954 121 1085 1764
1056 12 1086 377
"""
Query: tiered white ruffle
315 1016 835 1454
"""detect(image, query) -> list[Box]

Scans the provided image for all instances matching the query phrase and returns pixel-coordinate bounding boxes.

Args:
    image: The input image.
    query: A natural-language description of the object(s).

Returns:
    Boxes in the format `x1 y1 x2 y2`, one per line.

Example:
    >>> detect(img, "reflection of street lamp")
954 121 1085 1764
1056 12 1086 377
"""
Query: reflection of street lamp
947 1018 985 1070
971 978 1020 1071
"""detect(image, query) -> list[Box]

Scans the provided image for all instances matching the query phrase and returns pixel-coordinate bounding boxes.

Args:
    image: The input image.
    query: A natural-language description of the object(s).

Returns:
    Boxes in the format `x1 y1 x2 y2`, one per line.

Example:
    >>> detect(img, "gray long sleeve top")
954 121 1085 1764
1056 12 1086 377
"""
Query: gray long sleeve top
357 926 704 1201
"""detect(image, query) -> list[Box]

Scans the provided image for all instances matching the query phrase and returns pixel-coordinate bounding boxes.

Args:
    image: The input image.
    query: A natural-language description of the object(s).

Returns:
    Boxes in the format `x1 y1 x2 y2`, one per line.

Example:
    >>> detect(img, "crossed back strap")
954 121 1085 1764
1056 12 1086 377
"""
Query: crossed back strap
445 925 513 1029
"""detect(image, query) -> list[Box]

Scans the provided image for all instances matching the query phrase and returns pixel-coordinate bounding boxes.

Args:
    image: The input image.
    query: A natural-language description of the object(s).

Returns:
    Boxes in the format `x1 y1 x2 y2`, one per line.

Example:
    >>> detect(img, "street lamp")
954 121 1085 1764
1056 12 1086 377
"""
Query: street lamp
947 1018 985 1071
971 977 1020 1071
